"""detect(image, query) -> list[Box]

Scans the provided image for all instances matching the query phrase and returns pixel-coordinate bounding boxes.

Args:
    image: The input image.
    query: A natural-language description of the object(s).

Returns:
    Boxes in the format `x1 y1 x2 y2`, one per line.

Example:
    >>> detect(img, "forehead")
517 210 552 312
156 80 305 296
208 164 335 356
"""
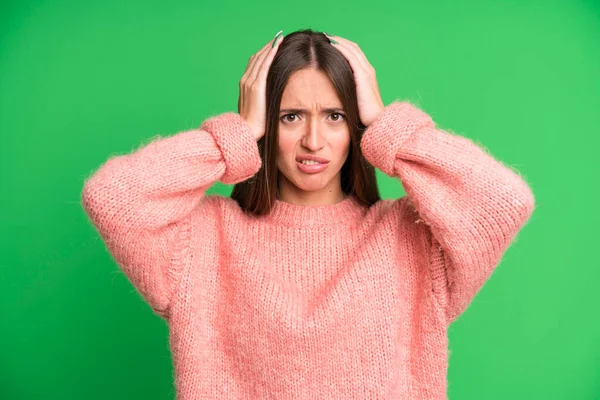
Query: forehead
280 68 342 107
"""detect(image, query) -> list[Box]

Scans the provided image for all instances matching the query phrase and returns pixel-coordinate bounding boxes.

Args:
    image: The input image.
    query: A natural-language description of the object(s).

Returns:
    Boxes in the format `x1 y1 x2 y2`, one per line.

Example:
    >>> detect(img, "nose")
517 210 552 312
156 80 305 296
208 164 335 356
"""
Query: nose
301 118 325 151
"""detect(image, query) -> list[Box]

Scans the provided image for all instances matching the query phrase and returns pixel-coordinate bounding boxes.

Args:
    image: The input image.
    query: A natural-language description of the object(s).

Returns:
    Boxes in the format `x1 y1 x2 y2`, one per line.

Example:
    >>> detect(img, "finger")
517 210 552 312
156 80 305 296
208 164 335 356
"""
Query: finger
330 35 372 73
248 33 282 83
246 33 282 82
253 33 283 83
328 35 374 74
240 44 269 112
242 40 272 80
328 36 370 77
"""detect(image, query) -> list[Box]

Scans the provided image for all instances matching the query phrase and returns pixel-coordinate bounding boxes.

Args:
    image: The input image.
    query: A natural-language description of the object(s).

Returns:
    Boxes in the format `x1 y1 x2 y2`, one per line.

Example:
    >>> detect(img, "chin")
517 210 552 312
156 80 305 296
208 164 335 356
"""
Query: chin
286 175 325 191
281 171 331 193
295 182 329 192
278 161 342 193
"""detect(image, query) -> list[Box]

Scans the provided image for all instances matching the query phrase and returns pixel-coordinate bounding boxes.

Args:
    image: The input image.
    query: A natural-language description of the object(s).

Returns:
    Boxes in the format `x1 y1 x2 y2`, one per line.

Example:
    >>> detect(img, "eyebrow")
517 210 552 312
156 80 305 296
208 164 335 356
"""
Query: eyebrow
279 107 345 114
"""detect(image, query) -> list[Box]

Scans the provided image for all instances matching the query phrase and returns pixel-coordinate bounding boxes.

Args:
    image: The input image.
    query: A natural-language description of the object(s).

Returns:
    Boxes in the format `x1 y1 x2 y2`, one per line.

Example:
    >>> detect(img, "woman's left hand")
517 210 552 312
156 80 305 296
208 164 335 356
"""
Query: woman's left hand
326 33 385 127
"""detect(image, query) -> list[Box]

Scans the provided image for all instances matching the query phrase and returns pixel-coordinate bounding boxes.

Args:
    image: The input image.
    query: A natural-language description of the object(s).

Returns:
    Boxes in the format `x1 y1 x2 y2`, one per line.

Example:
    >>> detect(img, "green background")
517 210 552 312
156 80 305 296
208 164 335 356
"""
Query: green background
1 0 598 398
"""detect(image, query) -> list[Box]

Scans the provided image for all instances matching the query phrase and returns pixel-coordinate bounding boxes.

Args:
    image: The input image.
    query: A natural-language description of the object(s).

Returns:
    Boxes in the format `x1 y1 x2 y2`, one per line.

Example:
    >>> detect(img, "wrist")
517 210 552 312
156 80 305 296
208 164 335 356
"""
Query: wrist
248 123 263 141
239 117 261 141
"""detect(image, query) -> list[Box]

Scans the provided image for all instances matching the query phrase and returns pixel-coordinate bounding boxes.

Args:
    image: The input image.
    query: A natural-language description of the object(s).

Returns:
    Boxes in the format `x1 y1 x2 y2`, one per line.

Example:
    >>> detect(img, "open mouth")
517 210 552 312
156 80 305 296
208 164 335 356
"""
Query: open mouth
296 160 329 173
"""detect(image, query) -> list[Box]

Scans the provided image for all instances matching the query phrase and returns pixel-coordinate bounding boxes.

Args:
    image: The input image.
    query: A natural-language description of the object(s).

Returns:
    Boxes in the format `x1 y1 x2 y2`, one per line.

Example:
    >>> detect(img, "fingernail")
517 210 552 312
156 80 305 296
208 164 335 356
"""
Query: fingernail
323 32 337 44
271 30 283 48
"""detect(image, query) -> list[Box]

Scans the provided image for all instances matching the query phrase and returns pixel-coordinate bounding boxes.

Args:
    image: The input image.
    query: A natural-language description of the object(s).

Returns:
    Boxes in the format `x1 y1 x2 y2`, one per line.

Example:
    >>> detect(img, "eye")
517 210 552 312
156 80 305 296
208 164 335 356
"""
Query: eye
279 112 346 124
329 112 346 122
280 113 299 123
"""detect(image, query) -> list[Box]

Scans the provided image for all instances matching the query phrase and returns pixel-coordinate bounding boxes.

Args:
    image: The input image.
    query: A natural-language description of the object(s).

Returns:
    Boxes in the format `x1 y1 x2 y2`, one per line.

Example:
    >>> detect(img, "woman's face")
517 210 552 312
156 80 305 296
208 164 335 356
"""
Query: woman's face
276 68 351 199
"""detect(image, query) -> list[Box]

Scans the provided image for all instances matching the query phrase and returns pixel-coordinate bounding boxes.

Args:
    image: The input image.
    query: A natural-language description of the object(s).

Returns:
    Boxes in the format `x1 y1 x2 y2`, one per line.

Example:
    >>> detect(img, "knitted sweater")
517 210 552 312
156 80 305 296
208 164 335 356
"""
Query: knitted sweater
81 101 535 399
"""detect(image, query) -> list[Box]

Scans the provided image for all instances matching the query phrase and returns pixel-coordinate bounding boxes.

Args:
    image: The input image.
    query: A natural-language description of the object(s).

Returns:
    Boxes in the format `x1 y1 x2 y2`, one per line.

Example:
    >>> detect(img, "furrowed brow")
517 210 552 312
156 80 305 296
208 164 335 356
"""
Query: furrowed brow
279 107 345 114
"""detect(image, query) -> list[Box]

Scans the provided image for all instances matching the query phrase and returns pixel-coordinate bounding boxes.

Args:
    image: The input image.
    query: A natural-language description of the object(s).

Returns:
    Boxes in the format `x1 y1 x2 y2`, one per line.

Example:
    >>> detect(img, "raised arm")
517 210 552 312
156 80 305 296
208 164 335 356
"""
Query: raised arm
80 112 262 319
360 101 536 325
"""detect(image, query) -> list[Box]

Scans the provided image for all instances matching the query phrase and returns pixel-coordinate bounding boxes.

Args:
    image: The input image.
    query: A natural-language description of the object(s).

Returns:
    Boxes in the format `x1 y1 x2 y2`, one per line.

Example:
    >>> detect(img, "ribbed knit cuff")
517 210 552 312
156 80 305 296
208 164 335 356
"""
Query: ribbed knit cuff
200 112 262 184
359 101 435 177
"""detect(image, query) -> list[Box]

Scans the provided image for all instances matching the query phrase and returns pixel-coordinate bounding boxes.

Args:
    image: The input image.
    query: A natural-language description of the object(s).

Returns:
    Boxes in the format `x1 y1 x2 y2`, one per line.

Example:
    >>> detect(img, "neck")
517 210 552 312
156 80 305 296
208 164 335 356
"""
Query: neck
277 175 346 206
263 194 366 227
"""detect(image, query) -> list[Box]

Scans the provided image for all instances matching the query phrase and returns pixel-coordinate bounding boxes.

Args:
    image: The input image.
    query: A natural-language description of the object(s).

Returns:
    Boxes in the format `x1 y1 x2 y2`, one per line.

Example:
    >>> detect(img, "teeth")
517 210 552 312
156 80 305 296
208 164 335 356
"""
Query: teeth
300 160 321 165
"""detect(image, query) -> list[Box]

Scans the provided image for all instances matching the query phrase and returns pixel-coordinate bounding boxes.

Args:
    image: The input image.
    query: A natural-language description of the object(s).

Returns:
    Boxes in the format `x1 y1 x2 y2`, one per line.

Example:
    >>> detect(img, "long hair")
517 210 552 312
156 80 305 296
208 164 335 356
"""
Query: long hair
231 29 380 216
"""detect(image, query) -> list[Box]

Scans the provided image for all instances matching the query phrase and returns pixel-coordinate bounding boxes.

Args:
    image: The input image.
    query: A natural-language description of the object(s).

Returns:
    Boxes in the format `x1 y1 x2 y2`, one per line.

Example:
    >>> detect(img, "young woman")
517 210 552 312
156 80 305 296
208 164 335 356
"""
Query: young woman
81 29 535 399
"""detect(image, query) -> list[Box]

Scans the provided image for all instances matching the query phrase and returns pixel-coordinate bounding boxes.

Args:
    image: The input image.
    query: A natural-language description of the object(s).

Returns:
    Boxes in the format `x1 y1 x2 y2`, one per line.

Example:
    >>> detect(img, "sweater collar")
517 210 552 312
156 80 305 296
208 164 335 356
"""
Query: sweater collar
263 194 367 227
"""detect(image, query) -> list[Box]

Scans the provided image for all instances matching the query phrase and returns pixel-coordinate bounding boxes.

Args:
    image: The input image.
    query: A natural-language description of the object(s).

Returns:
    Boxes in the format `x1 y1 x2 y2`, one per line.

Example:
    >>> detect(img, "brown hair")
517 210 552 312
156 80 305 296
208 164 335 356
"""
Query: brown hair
231 29 381 216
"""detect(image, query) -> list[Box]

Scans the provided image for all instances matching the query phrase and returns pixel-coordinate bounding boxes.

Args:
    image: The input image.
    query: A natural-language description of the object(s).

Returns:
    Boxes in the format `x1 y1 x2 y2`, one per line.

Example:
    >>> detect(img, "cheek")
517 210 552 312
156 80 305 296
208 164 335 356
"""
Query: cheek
276 135 296 167
276 128 351 163
277 133 296 154
333 134 351 160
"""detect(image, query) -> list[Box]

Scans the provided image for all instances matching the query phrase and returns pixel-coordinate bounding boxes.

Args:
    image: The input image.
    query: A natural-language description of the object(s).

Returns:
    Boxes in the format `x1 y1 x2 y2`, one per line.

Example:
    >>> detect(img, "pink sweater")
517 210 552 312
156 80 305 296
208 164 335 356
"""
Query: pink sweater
81 101 535 399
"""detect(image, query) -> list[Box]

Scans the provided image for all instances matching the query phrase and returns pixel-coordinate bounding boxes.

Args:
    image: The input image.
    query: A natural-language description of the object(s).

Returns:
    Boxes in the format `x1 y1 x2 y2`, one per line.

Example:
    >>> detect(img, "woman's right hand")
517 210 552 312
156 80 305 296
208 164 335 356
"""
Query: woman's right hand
238 30 284 141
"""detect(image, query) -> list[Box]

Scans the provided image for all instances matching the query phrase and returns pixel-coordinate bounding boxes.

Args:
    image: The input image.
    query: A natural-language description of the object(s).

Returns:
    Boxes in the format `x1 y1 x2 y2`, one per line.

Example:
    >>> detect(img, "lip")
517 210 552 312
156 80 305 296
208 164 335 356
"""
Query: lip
296 160 328 174
296 154 330 163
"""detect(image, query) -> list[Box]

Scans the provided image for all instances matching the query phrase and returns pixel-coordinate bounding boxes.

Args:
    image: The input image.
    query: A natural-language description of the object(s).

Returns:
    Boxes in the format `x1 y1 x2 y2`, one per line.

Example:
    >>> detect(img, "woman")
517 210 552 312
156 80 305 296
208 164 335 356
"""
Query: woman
81 29 535 399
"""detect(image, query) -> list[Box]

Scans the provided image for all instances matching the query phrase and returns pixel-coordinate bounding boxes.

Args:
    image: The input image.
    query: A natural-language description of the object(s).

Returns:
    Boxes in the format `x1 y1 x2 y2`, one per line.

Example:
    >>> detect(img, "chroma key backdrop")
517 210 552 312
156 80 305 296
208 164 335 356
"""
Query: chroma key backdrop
1 0 598 399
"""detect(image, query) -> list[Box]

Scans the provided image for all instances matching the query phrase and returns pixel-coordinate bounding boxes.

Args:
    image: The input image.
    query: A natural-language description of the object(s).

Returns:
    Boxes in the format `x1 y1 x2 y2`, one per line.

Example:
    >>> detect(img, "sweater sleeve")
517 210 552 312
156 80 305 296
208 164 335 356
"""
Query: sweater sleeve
359 101 536 325
81 112 262 319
